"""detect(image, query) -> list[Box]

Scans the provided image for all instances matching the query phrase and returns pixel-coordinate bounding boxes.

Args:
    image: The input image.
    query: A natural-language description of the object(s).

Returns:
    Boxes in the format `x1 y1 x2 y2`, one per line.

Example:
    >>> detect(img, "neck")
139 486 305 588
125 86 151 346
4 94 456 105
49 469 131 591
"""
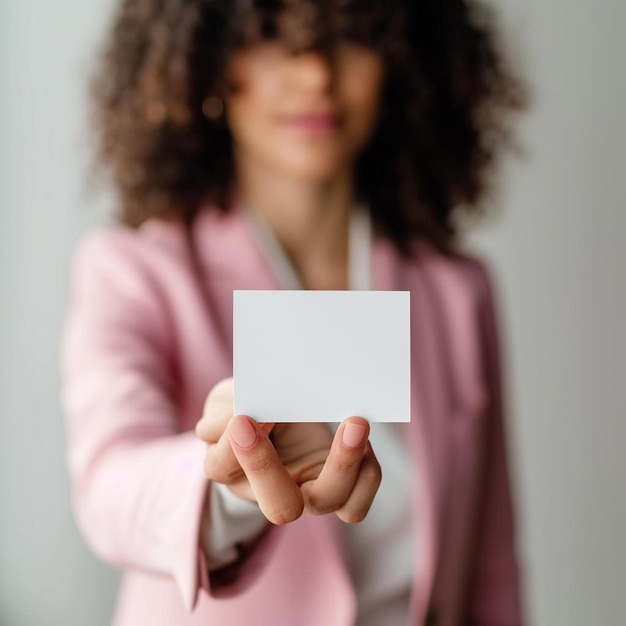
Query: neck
234 153 355 289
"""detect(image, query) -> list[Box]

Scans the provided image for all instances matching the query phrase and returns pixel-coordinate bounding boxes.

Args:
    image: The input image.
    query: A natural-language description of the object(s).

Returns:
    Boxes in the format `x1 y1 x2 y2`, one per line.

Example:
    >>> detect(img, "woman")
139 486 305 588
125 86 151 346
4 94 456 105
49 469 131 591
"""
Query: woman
60 1 526 624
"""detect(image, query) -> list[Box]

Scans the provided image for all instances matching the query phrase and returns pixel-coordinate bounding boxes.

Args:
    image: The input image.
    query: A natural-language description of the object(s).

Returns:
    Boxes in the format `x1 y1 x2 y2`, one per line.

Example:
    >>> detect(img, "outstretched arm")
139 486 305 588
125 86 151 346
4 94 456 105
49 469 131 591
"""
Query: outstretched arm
60 230 272 611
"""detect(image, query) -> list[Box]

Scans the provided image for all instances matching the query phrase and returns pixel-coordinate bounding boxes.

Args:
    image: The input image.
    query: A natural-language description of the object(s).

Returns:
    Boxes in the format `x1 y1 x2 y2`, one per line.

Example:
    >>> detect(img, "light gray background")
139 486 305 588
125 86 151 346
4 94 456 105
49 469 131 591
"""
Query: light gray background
1 1 624 624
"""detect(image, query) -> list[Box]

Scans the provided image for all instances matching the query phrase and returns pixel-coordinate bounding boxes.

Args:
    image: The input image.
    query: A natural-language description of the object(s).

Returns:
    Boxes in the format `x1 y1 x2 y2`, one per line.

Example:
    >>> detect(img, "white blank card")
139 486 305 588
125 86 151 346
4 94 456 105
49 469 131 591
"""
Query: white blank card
233 290 410 423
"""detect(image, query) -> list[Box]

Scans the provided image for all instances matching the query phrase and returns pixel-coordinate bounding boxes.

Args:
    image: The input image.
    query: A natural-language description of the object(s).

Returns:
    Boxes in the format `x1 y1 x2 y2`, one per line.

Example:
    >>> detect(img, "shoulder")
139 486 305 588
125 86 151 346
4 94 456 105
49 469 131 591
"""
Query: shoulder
401 239 500 317
72 214 186 269
69 216 188 299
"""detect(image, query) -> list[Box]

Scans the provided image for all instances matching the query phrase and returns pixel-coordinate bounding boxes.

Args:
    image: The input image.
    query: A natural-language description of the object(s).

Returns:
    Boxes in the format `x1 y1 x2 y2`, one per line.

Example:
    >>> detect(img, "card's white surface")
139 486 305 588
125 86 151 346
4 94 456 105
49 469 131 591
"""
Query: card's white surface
233 290 410 423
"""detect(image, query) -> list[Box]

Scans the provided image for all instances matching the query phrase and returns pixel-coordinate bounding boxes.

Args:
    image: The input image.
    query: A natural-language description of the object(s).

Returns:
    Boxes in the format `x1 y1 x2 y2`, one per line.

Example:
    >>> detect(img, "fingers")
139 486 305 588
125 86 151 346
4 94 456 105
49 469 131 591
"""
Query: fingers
196 386 381 526
197 377 274 488
195 377 234 443
227 415 304 525
202 426 247 484
301 417 380 519
203 421 276 482
335 442 382 523
197 377 244 485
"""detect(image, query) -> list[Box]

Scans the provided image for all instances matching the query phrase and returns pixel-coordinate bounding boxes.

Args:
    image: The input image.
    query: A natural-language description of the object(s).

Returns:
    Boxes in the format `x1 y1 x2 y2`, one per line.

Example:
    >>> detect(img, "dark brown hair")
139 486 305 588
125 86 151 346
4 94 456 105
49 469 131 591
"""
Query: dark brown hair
89 0 526 253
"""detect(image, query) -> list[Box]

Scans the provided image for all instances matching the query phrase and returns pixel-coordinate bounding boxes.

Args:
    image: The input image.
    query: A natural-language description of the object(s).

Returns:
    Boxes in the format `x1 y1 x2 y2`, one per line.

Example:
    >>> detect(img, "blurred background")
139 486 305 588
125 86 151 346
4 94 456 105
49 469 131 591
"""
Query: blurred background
1 0 625 624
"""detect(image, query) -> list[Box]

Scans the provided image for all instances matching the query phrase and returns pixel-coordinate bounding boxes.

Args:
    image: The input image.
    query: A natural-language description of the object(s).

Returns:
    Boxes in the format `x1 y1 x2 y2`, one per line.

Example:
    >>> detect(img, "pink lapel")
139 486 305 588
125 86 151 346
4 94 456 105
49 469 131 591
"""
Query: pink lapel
194 202 283 290
372 235 442 625
191 203 283 374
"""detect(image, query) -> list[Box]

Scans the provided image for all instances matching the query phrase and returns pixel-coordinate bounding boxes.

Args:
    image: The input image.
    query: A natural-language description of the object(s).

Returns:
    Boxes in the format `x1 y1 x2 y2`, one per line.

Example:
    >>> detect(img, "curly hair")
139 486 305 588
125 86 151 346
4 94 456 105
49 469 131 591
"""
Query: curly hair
89 0 526 253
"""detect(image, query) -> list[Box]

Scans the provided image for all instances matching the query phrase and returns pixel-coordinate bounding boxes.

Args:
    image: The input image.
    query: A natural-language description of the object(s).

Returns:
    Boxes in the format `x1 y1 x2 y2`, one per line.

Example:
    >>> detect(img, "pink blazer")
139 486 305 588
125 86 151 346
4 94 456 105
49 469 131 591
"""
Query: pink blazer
59 203 524 626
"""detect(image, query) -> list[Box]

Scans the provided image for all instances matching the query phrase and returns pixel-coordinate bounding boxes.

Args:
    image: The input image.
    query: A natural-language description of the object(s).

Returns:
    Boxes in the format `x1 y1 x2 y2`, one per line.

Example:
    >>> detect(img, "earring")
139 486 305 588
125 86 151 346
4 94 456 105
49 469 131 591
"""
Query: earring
202 96 224 120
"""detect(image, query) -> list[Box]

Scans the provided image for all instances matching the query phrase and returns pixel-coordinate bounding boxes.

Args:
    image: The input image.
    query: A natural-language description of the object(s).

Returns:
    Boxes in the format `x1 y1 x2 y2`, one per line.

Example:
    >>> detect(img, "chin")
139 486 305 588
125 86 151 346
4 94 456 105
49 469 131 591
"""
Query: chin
278 153 353 183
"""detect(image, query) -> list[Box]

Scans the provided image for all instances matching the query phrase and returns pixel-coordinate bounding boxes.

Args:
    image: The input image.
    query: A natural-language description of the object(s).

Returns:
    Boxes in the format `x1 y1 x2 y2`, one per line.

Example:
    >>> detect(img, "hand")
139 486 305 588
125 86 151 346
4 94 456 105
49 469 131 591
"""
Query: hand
195 377 382 525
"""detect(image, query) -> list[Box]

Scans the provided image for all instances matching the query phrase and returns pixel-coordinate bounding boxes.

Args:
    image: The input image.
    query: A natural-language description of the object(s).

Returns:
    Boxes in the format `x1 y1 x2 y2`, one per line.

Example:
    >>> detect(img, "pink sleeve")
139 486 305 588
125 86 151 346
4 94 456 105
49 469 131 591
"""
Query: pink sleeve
59 229 213 612
464 260 526 626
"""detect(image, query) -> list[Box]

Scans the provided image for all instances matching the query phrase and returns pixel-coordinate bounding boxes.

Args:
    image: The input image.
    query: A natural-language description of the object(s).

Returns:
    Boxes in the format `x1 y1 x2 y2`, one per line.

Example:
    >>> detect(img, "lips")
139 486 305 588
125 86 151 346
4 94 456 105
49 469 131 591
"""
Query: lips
280 111 342 133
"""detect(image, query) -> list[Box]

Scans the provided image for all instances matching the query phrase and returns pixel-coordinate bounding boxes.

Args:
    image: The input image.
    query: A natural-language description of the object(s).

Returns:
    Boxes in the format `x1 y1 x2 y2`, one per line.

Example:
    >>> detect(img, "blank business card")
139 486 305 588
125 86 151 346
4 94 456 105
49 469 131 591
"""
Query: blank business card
233 290 410 423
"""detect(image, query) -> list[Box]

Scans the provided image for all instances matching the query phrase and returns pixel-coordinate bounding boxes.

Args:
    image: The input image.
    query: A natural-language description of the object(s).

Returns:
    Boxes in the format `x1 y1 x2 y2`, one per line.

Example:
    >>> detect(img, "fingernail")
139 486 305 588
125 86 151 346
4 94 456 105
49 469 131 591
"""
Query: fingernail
342 422 367 448
229 415 257 449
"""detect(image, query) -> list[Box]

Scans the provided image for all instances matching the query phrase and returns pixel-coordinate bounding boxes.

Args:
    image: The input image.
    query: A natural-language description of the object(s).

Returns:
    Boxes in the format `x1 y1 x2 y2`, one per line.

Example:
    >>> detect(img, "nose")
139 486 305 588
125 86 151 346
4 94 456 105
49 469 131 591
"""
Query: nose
289 51 335 95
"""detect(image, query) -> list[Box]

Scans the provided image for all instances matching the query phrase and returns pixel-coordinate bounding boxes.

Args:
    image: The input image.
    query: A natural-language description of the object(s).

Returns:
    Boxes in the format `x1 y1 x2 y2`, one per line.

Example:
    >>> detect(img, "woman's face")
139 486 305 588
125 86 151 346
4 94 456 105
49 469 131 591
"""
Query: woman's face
225 42 385 183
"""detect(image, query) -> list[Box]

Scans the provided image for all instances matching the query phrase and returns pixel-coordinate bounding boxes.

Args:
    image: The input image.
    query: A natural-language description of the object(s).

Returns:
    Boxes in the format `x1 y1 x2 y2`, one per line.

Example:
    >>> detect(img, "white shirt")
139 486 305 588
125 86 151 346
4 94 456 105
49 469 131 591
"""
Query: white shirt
201 205 416 625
